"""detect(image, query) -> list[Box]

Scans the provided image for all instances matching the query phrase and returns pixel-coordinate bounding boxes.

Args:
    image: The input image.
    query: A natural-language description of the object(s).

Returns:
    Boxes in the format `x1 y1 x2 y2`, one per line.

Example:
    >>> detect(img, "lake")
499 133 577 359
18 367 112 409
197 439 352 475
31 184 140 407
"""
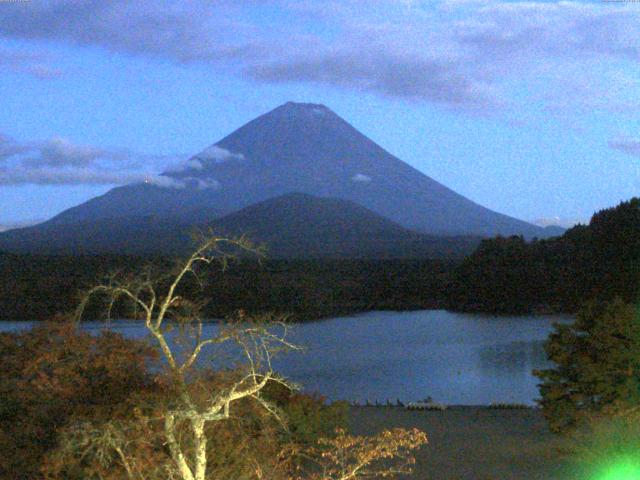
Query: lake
0 310 572 406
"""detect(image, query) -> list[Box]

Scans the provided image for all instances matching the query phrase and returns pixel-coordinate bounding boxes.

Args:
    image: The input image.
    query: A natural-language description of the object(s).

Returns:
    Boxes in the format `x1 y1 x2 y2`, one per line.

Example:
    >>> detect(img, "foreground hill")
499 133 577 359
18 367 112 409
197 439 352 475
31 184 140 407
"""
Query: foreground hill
213 193 480 259
6 102 557 255
0 193 480 258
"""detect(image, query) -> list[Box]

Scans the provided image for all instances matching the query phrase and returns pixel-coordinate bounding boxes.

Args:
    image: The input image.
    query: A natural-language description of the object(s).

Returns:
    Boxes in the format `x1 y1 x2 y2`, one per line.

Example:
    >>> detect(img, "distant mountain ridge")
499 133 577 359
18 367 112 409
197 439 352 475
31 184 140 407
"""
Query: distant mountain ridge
0 102 561 255
0 193 481 258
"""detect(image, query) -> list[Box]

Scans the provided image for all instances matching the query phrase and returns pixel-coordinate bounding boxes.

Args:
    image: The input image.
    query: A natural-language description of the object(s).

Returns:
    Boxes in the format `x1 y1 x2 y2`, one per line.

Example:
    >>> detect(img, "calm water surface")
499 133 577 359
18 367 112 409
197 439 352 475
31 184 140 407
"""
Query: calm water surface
1 310 572 405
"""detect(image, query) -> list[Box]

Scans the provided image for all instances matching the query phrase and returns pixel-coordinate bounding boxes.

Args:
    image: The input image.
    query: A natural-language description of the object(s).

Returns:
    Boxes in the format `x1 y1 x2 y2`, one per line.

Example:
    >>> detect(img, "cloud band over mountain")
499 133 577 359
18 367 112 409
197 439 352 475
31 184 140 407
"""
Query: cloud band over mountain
1 1 639 114
0 133 187 186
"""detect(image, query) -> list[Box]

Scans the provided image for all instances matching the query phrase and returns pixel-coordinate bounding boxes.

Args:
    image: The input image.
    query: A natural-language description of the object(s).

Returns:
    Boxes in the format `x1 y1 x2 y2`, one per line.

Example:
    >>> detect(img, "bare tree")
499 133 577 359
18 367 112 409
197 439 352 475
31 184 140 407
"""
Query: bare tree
74 232 299 480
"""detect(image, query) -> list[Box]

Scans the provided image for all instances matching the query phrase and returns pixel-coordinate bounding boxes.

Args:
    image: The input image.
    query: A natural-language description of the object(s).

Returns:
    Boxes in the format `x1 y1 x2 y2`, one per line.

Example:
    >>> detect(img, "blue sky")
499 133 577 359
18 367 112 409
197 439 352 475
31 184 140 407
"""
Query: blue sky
1 0 639 229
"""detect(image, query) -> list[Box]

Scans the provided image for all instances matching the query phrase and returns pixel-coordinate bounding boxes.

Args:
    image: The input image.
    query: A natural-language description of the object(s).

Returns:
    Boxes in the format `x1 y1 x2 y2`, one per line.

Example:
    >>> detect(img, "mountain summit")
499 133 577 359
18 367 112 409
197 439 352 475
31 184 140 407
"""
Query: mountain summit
6 102 555 245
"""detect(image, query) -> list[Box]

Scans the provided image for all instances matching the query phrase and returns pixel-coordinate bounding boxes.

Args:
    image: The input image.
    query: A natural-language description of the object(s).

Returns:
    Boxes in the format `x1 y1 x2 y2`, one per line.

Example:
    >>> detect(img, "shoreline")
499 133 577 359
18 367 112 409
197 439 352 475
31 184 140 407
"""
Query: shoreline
348 405 572 480
345 403 540 409
0 305 572 323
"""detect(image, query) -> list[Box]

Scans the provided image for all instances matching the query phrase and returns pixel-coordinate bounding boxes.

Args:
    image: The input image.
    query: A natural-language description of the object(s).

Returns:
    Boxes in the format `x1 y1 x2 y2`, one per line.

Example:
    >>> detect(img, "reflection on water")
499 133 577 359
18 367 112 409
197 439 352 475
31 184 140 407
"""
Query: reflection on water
0 310 572 405
478 340 549 376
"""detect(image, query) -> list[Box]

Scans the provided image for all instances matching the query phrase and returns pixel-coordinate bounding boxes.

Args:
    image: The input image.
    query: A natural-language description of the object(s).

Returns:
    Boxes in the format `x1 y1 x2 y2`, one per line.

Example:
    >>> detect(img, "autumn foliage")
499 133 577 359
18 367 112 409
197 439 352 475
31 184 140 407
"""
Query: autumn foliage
0 319 158 479
1 234 428 479
297 428 428 480
0 320 427 480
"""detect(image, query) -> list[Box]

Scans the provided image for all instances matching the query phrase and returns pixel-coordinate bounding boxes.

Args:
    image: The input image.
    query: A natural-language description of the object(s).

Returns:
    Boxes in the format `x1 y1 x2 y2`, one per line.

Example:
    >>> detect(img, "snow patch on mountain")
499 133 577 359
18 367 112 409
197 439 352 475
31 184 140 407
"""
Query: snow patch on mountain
351 173 372 183
166 146 243 174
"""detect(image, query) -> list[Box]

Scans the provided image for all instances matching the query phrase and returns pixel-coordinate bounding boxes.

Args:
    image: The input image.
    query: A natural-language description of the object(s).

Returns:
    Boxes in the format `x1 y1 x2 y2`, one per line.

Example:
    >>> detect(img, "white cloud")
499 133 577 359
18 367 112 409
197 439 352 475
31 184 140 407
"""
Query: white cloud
144 175 220 190
0 220 42 232
142 175 185 189
351 173 372 183
1 1 639 113
0 49 62 80
0 133 31 160
164 158 204 173
246 1 640 113
198 145 245 163
609 137 640 157
192 177 220 190
0 167 150 186
533 216 582 228
0 168 219 189
26 137 107 167
0 132 186 186
0 1 253 66
164 145 244 174
186 159 204 170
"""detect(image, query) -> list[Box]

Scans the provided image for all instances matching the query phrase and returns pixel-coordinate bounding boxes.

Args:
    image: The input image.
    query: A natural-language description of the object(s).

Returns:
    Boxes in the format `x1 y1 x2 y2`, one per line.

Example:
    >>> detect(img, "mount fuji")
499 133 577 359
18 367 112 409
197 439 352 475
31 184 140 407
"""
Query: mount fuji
0 102 561 255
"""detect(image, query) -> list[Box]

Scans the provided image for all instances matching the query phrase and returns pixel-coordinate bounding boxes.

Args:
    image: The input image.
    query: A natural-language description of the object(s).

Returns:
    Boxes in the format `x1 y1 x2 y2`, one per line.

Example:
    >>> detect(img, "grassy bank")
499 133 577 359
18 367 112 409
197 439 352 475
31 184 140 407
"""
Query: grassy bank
348 406 572 479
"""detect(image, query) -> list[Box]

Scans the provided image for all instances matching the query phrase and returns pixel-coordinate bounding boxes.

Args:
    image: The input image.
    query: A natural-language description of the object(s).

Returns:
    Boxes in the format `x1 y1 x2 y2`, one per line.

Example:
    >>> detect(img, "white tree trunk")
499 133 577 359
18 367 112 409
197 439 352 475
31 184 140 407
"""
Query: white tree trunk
192 418 208 480
165 413 195 480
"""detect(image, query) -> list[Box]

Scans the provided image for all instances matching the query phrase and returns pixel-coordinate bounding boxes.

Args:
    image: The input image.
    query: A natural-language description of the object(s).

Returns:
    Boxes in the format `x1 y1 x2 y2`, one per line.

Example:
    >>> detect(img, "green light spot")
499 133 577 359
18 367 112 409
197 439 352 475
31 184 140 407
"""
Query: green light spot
596 457 640 480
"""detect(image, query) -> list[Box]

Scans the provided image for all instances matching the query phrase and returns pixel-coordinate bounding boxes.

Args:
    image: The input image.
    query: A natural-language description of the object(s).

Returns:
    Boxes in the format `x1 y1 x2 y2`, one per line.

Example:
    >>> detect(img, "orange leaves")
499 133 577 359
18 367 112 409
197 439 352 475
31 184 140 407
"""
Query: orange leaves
0 320 158 479
298 427 428 480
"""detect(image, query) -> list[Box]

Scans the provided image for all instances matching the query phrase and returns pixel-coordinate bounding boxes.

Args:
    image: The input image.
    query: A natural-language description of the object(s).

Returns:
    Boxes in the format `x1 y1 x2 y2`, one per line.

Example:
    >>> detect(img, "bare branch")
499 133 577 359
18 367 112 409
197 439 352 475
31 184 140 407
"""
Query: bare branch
71 232 297 480
178 335 231 374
